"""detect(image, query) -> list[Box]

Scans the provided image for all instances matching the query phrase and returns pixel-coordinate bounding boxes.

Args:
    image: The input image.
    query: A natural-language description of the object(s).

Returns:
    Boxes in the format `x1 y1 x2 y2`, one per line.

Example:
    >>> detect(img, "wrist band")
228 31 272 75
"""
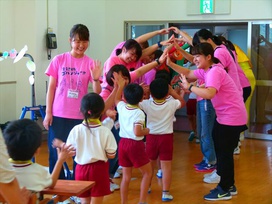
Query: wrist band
188 84 193 92
157 41 162 48
155 58 160 65
93 79 100 82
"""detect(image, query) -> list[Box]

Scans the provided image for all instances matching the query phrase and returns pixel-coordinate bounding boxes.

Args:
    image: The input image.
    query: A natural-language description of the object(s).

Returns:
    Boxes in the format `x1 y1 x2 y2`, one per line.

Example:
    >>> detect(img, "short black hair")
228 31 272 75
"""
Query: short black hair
124 83 143 105
150 78 169 99
3 119 42 161
70 24 89 41
155 69 171 84
106 64 131 87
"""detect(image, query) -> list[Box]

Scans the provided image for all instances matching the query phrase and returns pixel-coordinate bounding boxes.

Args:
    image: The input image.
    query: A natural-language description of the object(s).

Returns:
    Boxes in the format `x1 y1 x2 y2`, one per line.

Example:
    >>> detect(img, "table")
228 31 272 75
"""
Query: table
40 179 95 202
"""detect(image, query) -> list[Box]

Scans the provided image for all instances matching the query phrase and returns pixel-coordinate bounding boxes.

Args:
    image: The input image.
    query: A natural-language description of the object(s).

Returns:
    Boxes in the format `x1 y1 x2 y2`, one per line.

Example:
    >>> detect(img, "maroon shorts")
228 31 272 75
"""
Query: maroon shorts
75 161 111 197
186 99 197 115
146 133 174 161
118 138 150 168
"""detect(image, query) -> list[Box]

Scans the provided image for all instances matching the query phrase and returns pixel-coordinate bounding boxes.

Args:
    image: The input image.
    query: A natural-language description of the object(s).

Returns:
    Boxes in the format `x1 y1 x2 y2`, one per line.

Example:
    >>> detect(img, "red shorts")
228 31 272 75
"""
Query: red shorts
75 161 111 197
118 138 150 168
146 133 174 161
186 99 197 115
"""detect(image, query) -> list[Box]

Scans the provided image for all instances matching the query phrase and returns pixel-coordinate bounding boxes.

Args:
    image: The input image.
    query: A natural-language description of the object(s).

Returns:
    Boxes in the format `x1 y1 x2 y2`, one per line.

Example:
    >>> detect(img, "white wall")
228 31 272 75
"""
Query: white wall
0 0 272 123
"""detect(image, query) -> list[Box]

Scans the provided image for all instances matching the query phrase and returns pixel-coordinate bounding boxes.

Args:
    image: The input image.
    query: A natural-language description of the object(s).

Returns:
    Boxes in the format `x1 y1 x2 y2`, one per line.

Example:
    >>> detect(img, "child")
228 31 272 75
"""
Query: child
139 78 185 202
54 93 117 204
3 118 75 192
115 78 152 204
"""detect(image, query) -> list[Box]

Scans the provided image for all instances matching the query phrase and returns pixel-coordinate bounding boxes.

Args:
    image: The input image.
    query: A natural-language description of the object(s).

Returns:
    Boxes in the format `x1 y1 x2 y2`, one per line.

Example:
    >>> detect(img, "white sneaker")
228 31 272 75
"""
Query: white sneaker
117 166 123 174
203 169 217 178
70 196 81 204
240 132 245 141
110 181 120 192
234 146 240 155
113 171 121 178
203 171 220 184
156 169 162 178
162 193 173 201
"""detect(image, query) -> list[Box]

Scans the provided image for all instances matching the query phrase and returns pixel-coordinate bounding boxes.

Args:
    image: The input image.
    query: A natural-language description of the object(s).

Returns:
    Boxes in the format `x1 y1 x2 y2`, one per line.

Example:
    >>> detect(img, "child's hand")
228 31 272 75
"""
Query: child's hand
106 109 117 121
52 138 64 148
140 83 150 99
58 143 76 162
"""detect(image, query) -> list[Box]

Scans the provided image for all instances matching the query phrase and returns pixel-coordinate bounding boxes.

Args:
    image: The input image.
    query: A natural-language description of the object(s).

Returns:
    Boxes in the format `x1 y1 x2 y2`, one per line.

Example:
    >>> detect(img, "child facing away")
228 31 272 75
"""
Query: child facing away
115 77 152 204
139 78 185 202
3 118 75 192
54 92 117 204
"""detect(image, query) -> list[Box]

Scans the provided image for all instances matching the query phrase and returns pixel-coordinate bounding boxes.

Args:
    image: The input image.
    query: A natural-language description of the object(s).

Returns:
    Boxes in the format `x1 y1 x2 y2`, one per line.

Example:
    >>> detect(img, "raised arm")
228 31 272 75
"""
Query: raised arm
141 34 175 58
90 59 102 94
135 28 169 45
114 73 126 106
180 74 216 99
168 85 186 109
169 27 193 46
49 142 76 188
166 54 197 80
135 48 168 78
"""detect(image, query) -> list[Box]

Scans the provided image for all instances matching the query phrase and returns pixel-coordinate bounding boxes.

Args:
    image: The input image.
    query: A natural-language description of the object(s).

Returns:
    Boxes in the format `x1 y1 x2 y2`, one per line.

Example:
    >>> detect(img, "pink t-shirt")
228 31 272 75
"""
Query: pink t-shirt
194 64 247 126
45 52 94 119
110 41 125 57
214 45 242 95
232 50 251 88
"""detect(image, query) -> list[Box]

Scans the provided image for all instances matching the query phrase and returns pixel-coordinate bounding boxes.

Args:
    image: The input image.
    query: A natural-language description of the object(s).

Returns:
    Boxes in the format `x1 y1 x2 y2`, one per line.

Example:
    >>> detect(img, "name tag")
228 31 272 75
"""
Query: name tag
67 89 79 99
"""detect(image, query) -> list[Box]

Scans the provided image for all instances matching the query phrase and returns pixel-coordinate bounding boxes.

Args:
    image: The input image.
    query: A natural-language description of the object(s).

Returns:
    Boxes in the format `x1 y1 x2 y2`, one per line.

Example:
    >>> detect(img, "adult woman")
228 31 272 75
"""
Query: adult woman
167 43 247 201
43 24 102 179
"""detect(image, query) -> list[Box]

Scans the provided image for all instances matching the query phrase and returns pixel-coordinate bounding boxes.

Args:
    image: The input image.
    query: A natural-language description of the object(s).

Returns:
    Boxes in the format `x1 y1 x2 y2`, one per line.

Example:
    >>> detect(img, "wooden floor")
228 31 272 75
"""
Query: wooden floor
36 131 272 204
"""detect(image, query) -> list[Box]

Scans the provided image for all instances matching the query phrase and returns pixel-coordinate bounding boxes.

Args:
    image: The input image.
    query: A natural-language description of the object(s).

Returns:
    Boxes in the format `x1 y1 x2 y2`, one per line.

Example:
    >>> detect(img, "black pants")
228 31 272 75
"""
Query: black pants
212 120 246 191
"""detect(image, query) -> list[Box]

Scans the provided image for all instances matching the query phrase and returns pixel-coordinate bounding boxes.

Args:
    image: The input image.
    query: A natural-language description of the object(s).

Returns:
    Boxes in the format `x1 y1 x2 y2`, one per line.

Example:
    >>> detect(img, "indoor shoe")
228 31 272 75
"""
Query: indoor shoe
203 170 220 184
194 160 206 168
196 163 216 172
162 193 173 202
204 186 232 201
188 131 195 142
156 169 162 178
229 185 238 195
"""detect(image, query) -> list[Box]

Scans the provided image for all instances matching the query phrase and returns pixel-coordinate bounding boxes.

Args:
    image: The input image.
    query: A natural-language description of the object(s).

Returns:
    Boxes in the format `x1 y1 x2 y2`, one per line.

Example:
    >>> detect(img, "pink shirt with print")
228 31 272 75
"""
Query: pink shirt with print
45 52 95 119
194 64 247 126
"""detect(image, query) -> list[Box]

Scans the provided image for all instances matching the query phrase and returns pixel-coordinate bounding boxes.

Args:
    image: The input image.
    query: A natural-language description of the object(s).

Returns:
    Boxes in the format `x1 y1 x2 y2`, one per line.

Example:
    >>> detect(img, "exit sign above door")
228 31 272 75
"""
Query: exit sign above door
200 0 214 14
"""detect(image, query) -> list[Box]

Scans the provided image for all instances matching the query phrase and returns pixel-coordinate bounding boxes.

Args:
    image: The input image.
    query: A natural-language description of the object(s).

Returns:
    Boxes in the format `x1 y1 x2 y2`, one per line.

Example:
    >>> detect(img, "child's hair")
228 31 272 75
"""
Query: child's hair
81 93 105 122
70 24 89 41
192 29 222 46
116 39 142 61
191 43 221 64
155 69 171 84
3 119 42 161
123 83 144 105
106 64 131 87
150 78 169 99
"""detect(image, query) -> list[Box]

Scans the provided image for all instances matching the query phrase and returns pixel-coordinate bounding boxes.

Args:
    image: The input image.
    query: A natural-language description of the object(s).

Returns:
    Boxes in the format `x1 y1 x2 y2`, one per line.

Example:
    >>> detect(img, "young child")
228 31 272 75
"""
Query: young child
139 78 185 202
115 78 152 204
54 92 117 204
3 118 75 192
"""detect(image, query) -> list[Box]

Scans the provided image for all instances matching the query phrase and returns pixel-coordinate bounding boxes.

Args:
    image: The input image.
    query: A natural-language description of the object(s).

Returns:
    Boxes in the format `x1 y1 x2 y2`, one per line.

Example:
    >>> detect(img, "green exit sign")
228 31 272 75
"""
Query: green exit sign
200 0 214 14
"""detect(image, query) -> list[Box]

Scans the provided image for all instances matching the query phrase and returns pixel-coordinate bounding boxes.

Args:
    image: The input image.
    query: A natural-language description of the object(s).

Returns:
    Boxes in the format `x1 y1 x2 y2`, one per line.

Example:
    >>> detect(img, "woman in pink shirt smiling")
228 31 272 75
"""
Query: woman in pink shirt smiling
167 43 247 201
